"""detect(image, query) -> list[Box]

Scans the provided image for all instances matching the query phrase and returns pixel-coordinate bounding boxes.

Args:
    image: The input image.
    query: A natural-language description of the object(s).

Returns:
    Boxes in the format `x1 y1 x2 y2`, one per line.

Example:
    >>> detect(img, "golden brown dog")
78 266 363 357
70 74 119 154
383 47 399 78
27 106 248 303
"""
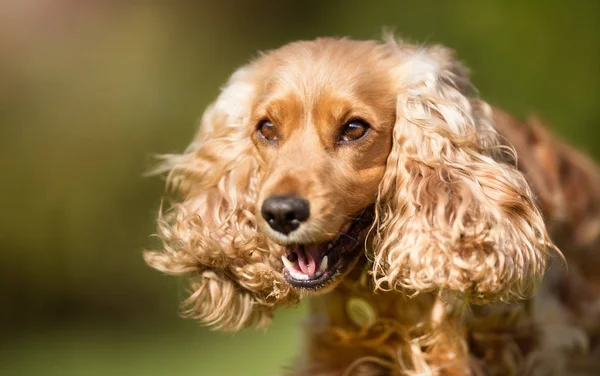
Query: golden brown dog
145 37 600 375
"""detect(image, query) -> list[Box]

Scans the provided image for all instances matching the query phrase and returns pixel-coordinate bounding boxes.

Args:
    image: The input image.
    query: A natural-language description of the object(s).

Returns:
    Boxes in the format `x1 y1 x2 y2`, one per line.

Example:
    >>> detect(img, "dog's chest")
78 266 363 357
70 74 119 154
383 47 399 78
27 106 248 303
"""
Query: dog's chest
306 278 437 346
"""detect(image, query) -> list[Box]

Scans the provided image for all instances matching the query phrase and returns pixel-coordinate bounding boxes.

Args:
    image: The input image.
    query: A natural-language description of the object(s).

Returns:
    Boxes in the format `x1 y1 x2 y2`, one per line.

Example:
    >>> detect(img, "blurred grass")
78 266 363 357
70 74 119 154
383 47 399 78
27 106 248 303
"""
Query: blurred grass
0 307 305 376
0 1 598 375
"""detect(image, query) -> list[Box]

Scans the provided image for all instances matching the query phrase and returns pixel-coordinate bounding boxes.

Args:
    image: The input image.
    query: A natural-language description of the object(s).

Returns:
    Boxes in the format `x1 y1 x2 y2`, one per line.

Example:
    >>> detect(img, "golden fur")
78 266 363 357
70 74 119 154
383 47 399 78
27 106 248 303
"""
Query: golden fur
145 37 600 375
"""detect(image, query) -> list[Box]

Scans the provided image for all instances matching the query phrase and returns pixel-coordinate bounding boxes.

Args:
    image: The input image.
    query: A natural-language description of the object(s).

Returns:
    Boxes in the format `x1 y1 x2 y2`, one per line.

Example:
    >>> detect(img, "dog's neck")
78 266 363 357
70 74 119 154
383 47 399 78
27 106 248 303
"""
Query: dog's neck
297 257 470 374
296 257 539 375
306 256 437 333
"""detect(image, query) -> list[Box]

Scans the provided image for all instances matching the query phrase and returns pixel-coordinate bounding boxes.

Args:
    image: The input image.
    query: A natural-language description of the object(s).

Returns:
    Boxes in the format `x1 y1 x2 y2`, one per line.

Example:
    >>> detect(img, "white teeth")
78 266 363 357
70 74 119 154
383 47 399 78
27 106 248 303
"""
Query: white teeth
319 255 328 272
290 270 309 280
282 254 329 281
281 256 295 271
281 255 310 280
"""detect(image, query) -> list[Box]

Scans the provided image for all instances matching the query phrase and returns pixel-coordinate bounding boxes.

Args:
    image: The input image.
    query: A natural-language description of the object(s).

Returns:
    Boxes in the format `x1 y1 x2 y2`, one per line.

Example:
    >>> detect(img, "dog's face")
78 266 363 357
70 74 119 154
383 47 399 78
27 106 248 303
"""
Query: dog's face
250 41 397 291
146 37 551 330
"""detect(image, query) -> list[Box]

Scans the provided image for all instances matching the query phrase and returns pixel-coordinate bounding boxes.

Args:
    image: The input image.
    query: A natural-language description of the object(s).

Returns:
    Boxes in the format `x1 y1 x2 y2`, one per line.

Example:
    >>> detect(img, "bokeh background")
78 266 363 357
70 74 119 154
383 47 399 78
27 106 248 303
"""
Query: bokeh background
1 1 598 375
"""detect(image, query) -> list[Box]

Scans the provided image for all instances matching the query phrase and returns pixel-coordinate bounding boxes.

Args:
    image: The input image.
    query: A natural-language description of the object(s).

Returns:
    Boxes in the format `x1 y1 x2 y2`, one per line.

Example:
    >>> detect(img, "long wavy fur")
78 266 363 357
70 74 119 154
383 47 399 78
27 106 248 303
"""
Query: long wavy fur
371 41 554 302
144 66 298 331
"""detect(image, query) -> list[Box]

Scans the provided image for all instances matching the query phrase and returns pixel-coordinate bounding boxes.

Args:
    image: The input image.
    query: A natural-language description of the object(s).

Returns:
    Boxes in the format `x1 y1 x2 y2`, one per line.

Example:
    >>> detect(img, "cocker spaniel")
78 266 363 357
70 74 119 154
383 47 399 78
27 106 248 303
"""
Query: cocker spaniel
145 37 600 375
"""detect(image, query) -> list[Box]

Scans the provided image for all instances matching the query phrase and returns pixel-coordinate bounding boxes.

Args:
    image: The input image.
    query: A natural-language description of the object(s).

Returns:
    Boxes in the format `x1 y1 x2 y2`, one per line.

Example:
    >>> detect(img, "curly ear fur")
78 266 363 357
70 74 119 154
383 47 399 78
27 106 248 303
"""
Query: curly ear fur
372 41 555 302
144 66 298 331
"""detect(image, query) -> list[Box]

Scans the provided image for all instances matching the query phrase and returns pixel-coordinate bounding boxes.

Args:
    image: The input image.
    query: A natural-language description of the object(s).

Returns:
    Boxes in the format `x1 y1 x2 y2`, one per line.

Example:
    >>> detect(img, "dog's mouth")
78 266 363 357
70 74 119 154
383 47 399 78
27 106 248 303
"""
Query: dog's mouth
280 207 373 290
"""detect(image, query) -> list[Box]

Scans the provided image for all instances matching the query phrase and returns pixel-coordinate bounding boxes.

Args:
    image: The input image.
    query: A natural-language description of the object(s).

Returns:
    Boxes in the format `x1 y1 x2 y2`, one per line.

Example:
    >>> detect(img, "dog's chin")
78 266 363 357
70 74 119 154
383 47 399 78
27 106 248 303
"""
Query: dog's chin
278 207 374 293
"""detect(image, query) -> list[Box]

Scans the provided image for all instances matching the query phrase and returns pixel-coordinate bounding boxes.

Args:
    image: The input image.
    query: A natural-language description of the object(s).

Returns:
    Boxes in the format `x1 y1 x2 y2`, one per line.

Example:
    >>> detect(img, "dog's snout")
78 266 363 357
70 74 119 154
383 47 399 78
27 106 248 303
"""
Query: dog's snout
261 195 310 235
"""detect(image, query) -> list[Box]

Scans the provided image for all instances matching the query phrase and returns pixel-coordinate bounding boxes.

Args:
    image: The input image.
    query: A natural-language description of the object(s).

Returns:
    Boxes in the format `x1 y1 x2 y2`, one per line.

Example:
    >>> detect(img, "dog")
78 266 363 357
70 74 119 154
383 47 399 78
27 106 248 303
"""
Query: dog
145 37 600 375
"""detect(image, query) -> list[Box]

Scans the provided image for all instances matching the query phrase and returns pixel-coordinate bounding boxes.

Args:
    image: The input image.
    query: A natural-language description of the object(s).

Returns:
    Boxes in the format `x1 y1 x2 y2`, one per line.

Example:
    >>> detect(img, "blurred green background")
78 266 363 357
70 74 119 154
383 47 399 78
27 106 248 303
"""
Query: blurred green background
0 1 598 375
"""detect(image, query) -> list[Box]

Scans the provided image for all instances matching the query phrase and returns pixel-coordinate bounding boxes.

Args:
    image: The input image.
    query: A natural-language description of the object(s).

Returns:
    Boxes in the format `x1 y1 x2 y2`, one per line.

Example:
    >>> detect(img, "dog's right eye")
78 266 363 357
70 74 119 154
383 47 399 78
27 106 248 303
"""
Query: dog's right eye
339 119 369 144
257 120 278 143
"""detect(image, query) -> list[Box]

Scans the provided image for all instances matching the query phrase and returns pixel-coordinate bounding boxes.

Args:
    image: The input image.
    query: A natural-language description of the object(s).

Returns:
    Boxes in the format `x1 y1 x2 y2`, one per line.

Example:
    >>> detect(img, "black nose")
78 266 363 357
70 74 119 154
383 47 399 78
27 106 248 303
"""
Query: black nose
261 195 310 235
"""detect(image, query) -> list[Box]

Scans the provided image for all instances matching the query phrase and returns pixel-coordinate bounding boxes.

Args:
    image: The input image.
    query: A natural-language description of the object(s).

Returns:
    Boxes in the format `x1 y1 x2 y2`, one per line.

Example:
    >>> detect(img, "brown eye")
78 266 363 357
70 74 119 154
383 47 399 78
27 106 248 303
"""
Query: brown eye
339 120 369 143
257 120 278 143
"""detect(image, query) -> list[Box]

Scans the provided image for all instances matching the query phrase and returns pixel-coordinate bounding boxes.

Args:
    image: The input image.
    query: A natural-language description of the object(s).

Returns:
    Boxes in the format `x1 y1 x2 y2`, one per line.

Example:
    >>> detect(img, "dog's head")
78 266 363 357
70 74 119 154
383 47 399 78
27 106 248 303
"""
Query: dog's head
145 37 552 330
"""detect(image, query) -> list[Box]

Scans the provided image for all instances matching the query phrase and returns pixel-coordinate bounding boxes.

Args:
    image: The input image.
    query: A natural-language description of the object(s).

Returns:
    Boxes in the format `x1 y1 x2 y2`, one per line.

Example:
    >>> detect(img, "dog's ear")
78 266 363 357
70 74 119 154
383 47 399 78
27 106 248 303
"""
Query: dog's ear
372 42 555 302
144 65 297 331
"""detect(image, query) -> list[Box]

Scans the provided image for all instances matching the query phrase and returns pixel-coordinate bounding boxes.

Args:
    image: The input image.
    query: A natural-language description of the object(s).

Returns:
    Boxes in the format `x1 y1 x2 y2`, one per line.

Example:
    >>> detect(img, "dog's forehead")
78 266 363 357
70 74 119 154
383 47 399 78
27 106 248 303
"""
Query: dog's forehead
259 39 391 98
245 39 397 141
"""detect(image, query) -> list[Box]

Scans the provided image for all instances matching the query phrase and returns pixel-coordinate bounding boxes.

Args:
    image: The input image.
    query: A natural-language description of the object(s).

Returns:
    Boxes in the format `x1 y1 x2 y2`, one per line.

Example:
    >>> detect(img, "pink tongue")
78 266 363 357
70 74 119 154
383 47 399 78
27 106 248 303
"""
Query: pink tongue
296 244 326 278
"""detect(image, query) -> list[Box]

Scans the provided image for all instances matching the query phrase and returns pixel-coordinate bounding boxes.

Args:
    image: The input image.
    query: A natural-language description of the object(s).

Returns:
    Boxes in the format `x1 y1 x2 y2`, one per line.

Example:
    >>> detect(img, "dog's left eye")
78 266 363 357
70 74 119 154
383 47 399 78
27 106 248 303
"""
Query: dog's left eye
339 120 369 143
257 120 278 143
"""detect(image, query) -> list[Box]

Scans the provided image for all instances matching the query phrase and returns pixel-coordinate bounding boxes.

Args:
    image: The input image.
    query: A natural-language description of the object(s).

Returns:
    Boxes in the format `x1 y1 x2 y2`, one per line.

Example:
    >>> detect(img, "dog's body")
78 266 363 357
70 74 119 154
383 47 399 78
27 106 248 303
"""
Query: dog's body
145 38 600 375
